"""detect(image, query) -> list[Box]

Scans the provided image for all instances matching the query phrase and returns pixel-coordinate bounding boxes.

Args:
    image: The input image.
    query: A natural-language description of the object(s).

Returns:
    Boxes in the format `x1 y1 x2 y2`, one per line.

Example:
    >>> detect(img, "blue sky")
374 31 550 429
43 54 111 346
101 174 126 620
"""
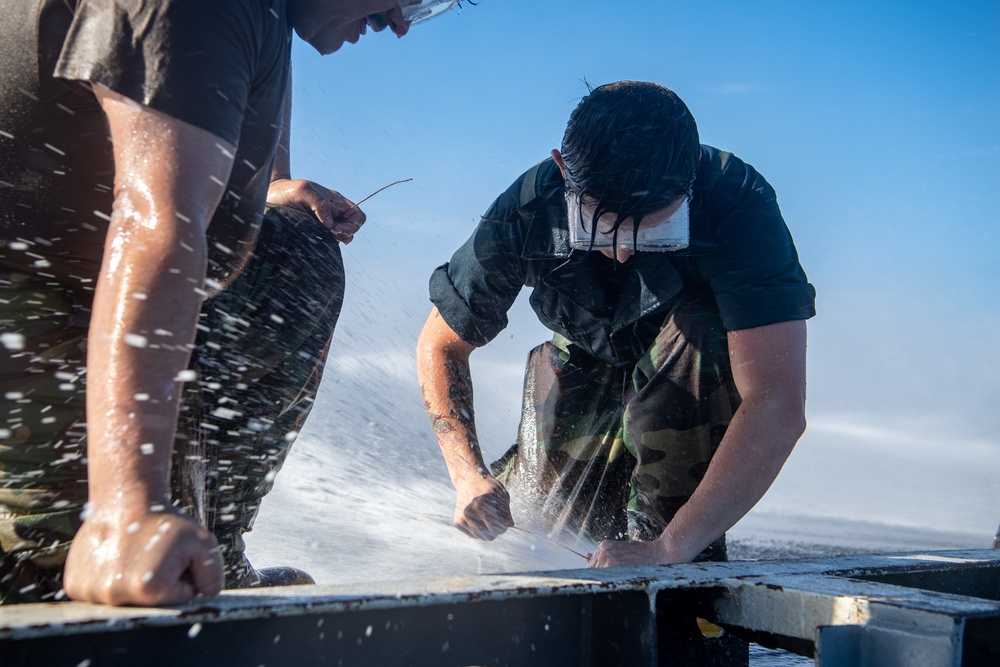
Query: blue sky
277 1 1000 537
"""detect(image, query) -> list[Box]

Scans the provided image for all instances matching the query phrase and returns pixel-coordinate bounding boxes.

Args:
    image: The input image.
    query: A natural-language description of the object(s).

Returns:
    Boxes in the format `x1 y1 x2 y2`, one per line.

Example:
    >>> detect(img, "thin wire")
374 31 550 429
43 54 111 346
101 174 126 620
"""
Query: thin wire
408 510 589 561
341 177 413 216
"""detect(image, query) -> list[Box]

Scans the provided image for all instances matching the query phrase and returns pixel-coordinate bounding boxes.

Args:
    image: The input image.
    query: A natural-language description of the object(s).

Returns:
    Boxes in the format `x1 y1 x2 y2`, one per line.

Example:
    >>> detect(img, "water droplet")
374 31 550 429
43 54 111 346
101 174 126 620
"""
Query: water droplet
211 407 242 420
1 333 25 350
124 333 148 348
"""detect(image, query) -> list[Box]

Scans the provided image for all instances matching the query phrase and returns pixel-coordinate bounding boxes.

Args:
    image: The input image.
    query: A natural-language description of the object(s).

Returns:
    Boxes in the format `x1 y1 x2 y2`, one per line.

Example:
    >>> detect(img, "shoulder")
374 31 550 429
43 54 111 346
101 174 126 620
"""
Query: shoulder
696 145 777 209
53 0 291 145
481 158 563 224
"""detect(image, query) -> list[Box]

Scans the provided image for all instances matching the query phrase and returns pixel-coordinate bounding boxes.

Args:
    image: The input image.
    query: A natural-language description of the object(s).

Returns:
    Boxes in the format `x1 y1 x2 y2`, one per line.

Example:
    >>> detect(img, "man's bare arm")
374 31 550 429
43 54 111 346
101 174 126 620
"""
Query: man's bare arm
589 319 807 567
63 87 234 606
415 307 513 540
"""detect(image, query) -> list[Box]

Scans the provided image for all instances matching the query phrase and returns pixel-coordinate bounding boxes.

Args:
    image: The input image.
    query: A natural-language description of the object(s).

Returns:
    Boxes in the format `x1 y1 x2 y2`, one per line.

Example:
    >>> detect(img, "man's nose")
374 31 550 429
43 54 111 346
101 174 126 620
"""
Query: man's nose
613 244 634 263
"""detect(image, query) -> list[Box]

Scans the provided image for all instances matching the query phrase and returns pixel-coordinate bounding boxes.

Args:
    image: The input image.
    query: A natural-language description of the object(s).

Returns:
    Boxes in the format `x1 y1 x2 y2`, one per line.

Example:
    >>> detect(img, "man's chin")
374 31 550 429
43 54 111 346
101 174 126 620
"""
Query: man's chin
301 24 353 55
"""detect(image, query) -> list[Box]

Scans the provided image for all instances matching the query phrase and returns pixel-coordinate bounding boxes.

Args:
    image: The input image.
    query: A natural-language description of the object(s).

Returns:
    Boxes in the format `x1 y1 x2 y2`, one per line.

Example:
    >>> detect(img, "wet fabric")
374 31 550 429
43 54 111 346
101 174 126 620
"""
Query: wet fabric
0 0 292 294
429 148 816 368
492 297 736 562
0 205 344 603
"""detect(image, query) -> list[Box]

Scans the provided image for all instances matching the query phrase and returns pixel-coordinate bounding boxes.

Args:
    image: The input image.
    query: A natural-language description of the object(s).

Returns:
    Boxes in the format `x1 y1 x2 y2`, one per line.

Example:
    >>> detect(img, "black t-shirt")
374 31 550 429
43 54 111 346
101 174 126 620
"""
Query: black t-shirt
429 148 817 368
0 0 291 303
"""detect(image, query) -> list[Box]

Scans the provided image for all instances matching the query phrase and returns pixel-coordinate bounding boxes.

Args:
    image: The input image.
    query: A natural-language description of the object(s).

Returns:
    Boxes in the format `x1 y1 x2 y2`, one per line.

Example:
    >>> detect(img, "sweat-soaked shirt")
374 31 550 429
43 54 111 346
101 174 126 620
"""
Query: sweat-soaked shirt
0 0 292 308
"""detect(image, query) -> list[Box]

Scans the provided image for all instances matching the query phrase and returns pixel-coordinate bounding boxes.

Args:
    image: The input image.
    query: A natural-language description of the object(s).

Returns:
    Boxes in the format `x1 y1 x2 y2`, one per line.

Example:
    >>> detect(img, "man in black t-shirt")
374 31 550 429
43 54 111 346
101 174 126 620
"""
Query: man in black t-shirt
0 0 462 607
416 81 815 567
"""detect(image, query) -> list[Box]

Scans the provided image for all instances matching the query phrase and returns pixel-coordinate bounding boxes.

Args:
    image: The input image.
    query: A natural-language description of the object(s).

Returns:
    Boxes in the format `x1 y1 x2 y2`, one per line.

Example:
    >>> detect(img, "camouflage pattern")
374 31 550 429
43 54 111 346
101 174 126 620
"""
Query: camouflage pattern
0 269 89 603
493 295 740 562
0 205 344 603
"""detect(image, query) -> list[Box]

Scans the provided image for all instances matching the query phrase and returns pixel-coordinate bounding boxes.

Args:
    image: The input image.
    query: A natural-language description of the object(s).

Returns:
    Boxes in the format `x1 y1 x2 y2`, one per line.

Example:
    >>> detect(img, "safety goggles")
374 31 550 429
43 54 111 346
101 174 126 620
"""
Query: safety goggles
565 189 691 252
399 0 460 25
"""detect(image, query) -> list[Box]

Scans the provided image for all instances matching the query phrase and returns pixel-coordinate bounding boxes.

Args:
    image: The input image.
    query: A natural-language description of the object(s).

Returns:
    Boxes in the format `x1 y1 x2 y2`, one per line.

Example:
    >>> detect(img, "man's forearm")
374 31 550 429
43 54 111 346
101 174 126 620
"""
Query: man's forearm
420 351 487 485
650 319 809 562
85 86 229 514
415 309 490 486
658 390 806 561
86 218 208 512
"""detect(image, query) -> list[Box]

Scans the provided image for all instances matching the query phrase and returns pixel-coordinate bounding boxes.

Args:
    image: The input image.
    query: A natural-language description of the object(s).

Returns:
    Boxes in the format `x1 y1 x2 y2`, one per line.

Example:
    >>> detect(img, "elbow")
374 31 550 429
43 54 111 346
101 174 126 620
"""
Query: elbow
783 395 807 446
742 390 807 447
791 410 807 442
778 387 807 438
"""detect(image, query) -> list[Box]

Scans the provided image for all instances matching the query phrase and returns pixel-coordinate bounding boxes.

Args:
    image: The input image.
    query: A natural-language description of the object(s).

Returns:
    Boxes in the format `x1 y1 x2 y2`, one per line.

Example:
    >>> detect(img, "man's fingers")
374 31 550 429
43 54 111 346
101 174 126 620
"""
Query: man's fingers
153 577 197 607
587 542 615 568
453 479 513 541
455 516 495 541
317 196 364 240
189 545 224 598
330 217 364 234
458 505 510 541
141 537 220 605
329 205 365 229
329 220 361 244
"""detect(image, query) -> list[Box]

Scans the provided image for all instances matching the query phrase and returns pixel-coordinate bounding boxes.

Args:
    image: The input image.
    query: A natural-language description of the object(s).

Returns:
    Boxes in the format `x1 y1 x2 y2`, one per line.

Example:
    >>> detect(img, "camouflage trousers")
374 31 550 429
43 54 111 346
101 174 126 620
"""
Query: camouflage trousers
0 205 344 603
493 296 741 561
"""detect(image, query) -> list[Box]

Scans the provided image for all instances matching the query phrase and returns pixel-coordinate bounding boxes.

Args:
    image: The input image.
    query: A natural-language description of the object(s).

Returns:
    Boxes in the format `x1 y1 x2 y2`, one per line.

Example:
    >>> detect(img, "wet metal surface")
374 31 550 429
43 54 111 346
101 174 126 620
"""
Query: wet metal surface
0 549 997 666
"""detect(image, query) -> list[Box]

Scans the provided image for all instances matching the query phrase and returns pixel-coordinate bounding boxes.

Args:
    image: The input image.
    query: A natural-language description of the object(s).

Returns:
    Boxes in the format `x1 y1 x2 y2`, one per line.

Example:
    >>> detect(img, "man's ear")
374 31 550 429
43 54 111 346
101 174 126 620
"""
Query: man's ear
551 149 568 180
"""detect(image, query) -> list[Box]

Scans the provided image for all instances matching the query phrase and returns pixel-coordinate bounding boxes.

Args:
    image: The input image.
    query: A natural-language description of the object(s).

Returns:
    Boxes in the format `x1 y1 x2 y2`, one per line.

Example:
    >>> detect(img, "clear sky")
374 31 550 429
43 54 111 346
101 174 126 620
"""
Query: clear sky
276 1 1000 538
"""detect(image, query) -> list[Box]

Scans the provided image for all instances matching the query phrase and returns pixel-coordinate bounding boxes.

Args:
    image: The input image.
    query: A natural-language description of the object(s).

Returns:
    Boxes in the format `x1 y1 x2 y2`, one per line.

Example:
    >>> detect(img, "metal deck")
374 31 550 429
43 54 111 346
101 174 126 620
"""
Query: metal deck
1 548 997 666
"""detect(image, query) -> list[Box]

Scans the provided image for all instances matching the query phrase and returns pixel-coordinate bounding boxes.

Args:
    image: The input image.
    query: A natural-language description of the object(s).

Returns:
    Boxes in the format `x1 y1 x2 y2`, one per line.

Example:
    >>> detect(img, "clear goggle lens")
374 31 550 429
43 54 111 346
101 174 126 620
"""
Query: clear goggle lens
400 0 460 25
565 190 691 252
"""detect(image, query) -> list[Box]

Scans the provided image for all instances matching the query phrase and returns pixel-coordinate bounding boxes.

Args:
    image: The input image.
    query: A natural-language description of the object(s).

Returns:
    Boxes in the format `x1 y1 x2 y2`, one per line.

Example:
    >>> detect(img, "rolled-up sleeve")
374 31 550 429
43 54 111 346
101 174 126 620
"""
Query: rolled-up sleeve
429 216 528 347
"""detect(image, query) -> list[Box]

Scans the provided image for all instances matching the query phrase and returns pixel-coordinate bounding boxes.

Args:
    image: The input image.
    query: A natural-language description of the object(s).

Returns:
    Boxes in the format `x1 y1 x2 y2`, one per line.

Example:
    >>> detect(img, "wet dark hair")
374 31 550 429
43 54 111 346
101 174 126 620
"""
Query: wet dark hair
560 81 700 241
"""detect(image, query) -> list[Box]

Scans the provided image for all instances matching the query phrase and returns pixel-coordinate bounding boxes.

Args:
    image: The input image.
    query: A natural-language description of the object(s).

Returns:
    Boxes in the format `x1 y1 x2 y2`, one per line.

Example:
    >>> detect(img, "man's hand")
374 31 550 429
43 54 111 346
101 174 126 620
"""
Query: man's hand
64 509 223 606
586 538 682 568
266 178 366 244
453 473 514 541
